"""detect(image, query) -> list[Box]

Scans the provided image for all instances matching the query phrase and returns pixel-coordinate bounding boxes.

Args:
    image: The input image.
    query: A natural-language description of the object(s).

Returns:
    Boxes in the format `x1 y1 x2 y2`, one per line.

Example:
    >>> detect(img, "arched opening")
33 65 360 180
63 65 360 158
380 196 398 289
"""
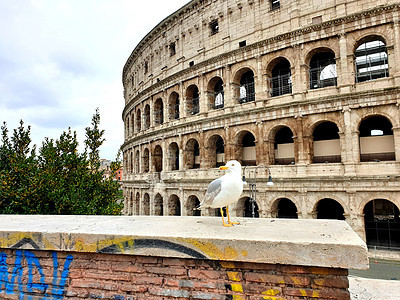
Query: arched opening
187 195 201 216
276 198 298 218
309 50 337 89
269 58 292 97
359 116 395 162
154 98 164 125
153 145 163 172
135 192 140 215
364 199 400 249
143 148 150 173
244 197 259 218
169 195 181 216
185 139 200 169
313 121 341 163
126 117 130 137
168 142 179 171
241 132 256 166
355 37 388 83
134 150 140 173
129 151 133 174
209 77 224 109
316 198 345 220
129 191 133 215
143 193 150 215
169 92 180 120
154 193 163 216
136 109 142 132
186 85 200 115
143 104 150 129
274 127 294 165
130 116 135 135
238 70 255 103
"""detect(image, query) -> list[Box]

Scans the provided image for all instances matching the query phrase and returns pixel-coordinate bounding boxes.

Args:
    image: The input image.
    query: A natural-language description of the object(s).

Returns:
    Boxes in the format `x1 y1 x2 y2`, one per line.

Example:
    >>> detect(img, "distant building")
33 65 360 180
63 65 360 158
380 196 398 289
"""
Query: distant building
122 0 400 250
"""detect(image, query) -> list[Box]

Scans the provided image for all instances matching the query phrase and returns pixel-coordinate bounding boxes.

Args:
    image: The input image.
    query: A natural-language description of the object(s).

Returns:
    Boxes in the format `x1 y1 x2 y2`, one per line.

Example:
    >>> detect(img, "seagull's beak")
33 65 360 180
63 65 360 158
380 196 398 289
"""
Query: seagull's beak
220 166 228 170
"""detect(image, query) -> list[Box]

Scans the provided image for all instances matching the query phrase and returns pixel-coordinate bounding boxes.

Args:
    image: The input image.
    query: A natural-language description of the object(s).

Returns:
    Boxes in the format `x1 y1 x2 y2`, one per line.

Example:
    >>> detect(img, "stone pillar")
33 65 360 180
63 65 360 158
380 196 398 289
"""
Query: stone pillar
337 33 351 89
255 55 265 101
392 127 400 162
224 65 234 108
393 20 400 81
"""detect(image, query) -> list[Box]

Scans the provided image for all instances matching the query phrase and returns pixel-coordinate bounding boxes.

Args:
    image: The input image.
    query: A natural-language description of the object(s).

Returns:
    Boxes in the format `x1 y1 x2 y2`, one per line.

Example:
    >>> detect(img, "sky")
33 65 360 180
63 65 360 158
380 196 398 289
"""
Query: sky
0 0 190 160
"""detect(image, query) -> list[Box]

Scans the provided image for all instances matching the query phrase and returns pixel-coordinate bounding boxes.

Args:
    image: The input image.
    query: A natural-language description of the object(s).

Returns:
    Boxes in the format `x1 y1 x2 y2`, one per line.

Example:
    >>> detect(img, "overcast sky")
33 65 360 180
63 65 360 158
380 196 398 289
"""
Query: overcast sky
0 0 189 160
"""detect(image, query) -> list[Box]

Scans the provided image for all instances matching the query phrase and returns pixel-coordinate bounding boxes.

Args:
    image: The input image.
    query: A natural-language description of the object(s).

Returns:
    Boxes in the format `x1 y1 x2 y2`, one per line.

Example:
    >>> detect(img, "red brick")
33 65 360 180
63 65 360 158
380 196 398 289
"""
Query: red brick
313 276 349 289
147 266 187 276
133 275 164 285
244 272 285 284
189 269 227 280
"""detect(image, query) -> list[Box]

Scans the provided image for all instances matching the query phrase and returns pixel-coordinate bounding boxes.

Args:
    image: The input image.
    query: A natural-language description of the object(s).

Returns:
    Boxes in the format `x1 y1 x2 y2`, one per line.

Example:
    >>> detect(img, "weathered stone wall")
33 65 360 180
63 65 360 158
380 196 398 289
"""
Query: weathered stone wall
0 248 350 299
0 216 368 300
122 0 400 243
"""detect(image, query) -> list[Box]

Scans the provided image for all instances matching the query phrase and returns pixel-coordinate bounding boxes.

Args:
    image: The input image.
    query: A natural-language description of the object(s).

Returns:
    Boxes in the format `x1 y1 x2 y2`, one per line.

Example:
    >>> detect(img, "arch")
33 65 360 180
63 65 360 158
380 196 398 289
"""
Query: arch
355 35 388 83
143 193 150 215
129 190 134 215
307 48 337 89
359 115 395 162
207 135 225 168
143 148 150 173
154 98 164 125
143 104 150 129
134 150 140 173
186 85 200 115
364 199 400 249
236 131 256 166
208 77 224 109
243 197 259 218
273 126 295 165
154 193 164 216
187 195 201 216
271 198 298 218
267 57 292 97
135 192 140 215
136 109 142 132
315 198 345 220
312 121 341 163
153 145 163 172
168 194 181 216
168 142 179 171
169 92 180 120
185 138 200 169
233 68 255 104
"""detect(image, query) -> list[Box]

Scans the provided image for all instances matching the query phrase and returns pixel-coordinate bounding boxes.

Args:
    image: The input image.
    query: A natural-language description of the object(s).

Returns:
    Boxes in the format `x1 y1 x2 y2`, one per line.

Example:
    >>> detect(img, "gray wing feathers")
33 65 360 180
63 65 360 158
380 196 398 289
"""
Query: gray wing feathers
200 178 222 207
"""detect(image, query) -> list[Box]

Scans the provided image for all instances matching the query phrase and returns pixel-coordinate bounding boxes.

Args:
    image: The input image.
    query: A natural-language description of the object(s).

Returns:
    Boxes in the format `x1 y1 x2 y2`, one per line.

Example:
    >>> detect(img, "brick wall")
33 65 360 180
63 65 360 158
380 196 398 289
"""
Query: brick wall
0 248 350 300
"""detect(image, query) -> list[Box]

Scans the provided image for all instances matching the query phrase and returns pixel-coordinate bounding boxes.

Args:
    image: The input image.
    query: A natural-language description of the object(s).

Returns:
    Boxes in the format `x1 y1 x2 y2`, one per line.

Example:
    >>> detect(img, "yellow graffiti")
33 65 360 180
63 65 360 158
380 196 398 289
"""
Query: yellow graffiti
300 289 307 296
262 289 280 296
220 261 236 268
290 276 302 285
241 249 248 257
227 272 241 282
232 296 245 300
0 233 54 250
181 238 239 260
231 284 244 293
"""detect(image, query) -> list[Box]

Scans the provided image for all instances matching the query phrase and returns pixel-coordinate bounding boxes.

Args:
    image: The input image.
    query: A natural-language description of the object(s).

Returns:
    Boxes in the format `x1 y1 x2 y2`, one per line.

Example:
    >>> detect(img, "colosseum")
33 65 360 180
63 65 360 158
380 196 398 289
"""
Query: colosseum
122 0 400 250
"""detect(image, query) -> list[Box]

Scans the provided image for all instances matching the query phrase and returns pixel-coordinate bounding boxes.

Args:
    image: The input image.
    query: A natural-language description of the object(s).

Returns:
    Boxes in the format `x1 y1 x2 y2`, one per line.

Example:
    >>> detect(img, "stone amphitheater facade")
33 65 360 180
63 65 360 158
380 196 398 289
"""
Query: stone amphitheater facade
122 0 400 248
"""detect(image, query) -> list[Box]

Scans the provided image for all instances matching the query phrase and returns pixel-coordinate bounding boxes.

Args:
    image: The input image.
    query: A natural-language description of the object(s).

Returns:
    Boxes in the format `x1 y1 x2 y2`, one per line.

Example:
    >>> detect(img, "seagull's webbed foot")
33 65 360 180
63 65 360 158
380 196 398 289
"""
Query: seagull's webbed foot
226 206 240 225
220 208 233 227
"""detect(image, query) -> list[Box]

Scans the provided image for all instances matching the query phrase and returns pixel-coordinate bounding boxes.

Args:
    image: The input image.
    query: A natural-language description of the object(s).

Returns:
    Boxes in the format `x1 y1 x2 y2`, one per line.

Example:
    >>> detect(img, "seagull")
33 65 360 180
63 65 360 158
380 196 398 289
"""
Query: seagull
198 160 244 227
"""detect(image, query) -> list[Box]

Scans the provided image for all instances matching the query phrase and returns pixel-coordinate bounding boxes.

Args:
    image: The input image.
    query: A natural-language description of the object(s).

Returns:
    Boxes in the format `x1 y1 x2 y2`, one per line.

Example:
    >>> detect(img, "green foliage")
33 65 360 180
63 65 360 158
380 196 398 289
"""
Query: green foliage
0 111 123 215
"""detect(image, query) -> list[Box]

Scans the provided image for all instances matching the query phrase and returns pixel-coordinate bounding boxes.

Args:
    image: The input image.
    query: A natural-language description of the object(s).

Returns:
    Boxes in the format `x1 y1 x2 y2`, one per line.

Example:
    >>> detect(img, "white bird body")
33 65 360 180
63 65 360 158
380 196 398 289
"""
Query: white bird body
199 160 243 226
201 172 243 208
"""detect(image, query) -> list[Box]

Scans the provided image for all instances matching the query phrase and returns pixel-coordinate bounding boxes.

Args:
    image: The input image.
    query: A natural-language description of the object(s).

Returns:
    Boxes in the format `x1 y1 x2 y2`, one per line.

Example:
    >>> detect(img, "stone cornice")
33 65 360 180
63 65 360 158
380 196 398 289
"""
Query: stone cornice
122 3 400 118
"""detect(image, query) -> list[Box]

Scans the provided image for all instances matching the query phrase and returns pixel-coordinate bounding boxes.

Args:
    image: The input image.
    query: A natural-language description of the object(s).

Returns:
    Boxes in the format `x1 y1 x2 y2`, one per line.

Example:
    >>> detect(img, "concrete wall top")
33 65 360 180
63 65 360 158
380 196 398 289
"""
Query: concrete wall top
0 215 368 270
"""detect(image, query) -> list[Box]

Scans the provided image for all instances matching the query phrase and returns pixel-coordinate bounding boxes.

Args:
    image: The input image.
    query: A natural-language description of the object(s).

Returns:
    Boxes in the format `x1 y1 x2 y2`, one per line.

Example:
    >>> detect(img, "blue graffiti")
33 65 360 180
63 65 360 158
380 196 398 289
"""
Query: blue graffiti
0 250 73 299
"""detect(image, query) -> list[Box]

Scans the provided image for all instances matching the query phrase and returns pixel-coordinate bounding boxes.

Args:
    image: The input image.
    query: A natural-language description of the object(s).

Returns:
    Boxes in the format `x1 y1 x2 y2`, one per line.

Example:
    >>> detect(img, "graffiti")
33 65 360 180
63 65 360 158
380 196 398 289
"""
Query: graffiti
0 250 73 299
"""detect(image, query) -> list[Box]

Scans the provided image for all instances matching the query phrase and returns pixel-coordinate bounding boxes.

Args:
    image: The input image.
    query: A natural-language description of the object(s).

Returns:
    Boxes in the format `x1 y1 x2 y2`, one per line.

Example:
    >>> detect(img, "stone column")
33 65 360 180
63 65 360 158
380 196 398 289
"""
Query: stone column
224 65 234 108
392 127 400 162
393 20 400 81
337 33 351 89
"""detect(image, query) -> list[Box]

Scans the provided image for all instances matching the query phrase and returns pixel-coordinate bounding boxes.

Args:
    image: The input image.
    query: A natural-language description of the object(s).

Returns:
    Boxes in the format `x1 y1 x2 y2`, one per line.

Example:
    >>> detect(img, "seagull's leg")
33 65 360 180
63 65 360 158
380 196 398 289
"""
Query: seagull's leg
227 206 240 225
221 207 233 227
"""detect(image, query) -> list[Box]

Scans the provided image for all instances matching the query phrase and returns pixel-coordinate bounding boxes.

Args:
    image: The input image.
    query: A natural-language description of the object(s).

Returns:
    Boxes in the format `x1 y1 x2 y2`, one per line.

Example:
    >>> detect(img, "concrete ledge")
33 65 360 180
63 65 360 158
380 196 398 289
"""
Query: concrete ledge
0 215 369 270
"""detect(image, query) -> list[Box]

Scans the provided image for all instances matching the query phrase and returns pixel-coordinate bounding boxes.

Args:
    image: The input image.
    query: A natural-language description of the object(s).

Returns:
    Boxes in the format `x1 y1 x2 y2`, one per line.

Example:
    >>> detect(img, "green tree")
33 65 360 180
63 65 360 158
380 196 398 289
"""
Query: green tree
0 111 123 215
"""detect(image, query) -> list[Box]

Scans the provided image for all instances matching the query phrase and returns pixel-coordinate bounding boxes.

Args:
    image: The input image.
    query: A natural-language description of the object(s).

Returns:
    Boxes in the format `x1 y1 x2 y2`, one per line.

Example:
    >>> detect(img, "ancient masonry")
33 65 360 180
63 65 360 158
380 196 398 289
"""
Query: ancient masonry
121 0 400 248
